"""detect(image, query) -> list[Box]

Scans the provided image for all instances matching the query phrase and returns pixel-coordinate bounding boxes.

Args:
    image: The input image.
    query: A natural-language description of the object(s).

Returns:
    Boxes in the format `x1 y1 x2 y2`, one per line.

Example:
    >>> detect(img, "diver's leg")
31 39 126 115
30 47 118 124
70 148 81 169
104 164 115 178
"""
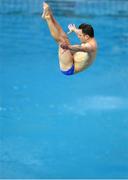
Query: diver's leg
42 2 74 71
58 46 74 71
42 2 69 44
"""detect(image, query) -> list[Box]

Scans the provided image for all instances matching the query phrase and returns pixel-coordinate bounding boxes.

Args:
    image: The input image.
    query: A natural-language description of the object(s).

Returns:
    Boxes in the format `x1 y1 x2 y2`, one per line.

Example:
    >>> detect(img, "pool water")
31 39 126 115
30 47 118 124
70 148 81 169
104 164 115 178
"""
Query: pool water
0 3 128 179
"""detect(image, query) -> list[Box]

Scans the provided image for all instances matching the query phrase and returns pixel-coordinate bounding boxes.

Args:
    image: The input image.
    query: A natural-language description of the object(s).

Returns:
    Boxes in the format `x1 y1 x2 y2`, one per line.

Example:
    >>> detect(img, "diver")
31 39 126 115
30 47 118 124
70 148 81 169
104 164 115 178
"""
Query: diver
42 2 97 75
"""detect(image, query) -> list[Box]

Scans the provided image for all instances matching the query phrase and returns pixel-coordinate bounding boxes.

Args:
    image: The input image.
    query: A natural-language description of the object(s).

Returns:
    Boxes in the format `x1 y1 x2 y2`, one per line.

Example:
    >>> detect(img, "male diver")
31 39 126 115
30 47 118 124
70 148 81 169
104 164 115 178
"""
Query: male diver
42 2 97 75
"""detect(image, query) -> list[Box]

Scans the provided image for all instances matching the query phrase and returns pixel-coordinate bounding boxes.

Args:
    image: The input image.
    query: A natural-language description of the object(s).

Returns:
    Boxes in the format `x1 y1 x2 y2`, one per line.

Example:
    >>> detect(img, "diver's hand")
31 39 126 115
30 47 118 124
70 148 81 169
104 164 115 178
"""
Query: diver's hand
60 43 70 50
67 24 77 34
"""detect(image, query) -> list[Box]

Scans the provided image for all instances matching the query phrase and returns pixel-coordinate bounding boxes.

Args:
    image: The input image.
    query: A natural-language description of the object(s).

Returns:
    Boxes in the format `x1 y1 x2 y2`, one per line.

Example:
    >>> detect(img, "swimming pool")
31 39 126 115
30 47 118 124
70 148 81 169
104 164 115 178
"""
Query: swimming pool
0 0 128 178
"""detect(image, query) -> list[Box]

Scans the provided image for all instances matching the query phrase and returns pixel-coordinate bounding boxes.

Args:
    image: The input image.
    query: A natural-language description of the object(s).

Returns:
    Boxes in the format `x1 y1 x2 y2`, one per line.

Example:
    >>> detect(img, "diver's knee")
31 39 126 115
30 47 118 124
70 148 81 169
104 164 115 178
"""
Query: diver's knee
58 34 69 44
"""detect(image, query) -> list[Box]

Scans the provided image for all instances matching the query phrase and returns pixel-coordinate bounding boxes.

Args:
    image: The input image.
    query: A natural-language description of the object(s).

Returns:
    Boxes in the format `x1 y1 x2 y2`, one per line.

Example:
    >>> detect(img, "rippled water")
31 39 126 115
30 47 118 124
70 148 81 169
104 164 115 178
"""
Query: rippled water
0 0 128 178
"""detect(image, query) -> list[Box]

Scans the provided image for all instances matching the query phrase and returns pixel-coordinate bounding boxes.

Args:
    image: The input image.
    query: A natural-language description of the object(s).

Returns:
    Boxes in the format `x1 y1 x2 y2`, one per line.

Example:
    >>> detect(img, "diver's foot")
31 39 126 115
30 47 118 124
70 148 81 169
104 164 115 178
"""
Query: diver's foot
42 2 52 20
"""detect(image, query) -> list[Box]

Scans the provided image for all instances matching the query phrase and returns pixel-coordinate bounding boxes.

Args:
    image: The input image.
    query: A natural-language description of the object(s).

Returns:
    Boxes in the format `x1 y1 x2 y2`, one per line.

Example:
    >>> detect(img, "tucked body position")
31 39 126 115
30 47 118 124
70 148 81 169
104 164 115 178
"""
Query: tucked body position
42 2 97 75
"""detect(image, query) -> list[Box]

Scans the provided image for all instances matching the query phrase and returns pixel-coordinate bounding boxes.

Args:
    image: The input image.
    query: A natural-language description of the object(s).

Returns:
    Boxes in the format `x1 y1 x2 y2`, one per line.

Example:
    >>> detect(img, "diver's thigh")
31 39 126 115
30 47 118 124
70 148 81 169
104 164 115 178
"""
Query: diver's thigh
58 46 74 68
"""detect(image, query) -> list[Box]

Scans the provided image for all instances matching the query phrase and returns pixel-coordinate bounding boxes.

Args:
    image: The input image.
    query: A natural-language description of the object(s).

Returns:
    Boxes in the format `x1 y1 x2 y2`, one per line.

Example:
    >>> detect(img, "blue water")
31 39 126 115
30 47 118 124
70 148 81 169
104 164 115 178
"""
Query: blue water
0 2 128 179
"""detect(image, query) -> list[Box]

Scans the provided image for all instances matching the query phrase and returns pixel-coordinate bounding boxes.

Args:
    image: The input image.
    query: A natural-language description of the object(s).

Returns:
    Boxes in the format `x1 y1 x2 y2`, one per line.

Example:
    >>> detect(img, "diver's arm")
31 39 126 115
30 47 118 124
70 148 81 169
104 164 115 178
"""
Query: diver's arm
68 45 86 52
60 43 93 52
69 43 95 52
70 43 94 52
60 44 85 52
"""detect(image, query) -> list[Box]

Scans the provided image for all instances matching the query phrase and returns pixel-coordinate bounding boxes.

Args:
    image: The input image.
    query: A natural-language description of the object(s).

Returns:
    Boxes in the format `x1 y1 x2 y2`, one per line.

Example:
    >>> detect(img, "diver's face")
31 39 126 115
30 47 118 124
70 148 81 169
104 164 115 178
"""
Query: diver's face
77 30 85 42
77 30 89 42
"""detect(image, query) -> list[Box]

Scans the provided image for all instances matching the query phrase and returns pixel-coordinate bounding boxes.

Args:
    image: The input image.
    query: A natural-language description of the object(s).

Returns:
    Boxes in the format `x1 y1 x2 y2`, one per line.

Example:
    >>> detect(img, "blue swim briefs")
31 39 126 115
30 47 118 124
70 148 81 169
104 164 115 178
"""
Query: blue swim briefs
61 64 74 75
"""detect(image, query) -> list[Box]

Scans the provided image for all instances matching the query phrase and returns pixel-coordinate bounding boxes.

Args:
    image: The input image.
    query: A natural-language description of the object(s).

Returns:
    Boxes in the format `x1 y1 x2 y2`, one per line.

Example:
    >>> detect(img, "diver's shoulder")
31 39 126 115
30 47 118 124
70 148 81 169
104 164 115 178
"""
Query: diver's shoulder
90 39 97 51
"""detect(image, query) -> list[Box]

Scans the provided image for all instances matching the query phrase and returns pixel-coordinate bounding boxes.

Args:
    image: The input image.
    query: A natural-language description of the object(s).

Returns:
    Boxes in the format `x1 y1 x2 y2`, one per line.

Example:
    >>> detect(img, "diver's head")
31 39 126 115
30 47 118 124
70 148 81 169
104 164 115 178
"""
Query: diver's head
78 23 94 42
